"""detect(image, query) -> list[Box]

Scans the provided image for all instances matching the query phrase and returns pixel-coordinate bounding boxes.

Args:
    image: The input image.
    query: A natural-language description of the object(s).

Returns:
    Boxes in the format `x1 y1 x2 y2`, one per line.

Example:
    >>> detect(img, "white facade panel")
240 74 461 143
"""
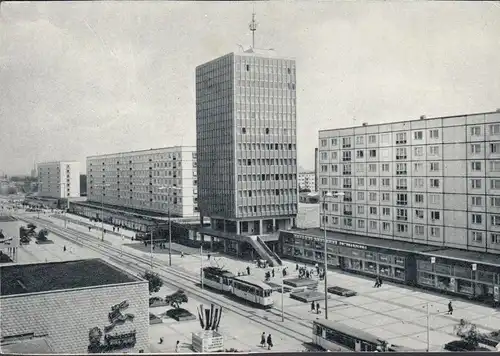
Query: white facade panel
38 161 81 199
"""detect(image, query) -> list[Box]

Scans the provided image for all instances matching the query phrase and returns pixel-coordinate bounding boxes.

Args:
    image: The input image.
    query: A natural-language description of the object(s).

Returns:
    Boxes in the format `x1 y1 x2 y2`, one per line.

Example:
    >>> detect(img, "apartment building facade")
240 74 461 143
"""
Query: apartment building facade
38 161 80 198
86 146 197 217
196 49 298 239
317 111 500 255
298 171 316 192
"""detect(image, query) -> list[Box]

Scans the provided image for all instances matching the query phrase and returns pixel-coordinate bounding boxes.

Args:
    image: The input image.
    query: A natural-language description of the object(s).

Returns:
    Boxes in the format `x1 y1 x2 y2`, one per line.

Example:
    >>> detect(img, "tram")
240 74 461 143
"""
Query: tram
202 267 274 308
313 319 391 352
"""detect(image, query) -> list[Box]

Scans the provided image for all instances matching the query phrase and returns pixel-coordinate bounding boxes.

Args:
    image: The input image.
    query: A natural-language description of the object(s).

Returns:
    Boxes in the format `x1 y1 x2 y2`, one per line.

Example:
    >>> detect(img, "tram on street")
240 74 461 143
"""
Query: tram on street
202 267 274 308
313 319 389 352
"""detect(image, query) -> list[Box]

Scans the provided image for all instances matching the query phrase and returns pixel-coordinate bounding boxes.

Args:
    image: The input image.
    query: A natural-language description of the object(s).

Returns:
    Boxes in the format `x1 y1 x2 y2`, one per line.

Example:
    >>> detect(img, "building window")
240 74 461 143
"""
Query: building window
357 205 364 214
368 163 377 172
415 209 424 219
491 215 500 226
331 164 338 172
369 207 378 215
396 163 407 175
369 221 377 230
369 178 377 186
343 178 352 188
331 138 338 146
491 179 500 190
381 163 389 172
429 146 439 156
472 179 482 189
471 161 482 171
415 225 424 235
472 214 482 224
357 177 365 187
470 126 481 136
414 162 423 172
414 178 424 188
471 144 481 154
414 146 424 156
396 132 407 144
381 178 390 187
430 179 440 188
382 207 390 216
415 194 424 203
369 192 377 201
396 178 407 190
414 131 423 140
357 192 365 200
490 160 500 172
382 222 391 232
368 135 376 144
241 127 246 134
471 196 483 206
368 149 377 158
491 233 500 244
396 148 407 160
381 193 390 201
430 227 440 237
320 139 327 147
342 151 352 162
356 150 364 158
356 136 364 145
344 218 353 227
396 208 408 221
396 193 408 205
396 223 408 233
343 164 352 175
431 211 440 221
357 219 365 229
490 124 500 135
342 137 352 148
430 162 440 172
429 129 439 139
491 197 500 207
491 143 500 154
472 231 483 242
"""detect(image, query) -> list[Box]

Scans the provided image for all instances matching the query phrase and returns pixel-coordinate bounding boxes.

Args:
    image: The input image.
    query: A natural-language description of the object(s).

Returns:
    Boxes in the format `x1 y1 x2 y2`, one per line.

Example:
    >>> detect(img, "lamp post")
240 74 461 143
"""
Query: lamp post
281 274 285 322
158 186 181 267
94 183 110 241
321 190 344 320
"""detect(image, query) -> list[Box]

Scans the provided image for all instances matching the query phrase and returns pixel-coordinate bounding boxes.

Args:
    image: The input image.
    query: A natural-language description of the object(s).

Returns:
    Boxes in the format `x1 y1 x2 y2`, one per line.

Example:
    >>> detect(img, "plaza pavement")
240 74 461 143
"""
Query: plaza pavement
17 211 500 351
9 212 310 353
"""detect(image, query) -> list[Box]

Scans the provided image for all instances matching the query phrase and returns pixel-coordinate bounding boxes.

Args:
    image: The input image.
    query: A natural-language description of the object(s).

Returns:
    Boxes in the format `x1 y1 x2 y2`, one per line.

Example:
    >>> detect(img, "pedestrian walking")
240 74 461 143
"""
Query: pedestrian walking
266 334 273 350
175 340 180 352
247 266 250 275
181 251 185 258
113 226 115 232
208 253 211 260
296 263 299 271
447 301 453 315
379 277 383 287
260 332 266 347
159 337 164 344
272 268 275 278
316 302 321 314
88 226 91 232
311 301 315 313
63 245 66 252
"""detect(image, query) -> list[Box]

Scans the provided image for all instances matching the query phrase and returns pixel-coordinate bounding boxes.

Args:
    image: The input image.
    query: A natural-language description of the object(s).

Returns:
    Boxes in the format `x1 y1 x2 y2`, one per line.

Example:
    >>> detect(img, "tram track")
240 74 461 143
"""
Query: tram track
16 214 315 346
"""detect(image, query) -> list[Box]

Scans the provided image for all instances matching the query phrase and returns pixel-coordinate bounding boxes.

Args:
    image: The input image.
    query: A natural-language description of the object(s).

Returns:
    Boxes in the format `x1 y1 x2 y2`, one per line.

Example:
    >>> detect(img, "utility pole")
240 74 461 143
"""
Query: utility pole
200 244 204 289
426 302 430 352
168 209 172 266
281 276 285 322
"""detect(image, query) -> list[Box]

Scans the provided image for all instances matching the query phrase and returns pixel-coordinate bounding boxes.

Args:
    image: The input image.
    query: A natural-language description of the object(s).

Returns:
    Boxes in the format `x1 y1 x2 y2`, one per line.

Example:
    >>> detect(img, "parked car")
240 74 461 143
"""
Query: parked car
444 340 491 352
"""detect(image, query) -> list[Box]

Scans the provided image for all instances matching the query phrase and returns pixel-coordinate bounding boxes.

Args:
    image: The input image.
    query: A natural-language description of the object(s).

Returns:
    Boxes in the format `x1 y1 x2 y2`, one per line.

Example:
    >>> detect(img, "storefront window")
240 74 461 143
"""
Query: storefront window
314 242 324 250
454 266 472 279
364 261 377 273
351 249 361 257
304 240 312 248
314 251 324 261
417 260 433 272
328 254 339 265
284 246 293 255
328 246 339 254
394 256 405 266
418 271 435 286
293 248 303 257
304 249 314 259
346 258 362 270
379 264 392 276
477 270 495 284
284 236 295 244
379 254 392 264
394 268 405 280
457 279 473 295
365 252 376 260
435 263 452 275
436 275 454 291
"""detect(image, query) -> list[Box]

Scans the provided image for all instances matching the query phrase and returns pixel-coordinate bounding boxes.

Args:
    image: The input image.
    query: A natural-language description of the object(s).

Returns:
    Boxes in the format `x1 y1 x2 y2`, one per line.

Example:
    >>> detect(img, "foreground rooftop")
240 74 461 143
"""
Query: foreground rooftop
0 258 139 296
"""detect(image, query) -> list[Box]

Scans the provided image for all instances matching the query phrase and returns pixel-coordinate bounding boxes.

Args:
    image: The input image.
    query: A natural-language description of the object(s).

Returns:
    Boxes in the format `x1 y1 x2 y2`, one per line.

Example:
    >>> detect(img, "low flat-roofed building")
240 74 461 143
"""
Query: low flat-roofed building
0 259 149 354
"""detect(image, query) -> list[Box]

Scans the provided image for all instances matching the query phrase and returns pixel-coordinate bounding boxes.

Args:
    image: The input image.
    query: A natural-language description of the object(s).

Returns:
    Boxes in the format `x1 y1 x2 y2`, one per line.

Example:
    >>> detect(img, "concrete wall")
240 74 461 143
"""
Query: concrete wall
0 281 149 353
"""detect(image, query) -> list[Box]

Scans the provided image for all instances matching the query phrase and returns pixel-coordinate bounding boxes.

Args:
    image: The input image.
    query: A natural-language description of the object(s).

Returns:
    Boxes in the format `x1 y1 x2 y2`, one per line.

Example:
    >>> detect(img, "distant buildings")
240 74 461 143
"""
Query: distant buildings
80 174 87 196
86 146 198 217
314 147 319 192
298 171 316 192
37 161 81 198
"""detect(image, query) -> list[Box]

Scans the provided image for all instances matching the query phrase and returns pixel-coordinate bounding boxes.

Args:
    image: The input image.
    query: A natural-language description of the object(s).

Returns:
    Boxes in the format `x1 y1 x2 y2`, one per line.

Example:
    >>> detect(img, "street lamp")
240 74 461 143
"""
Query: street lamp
158 186 182 266
94 183 111 241
58 182 69 228
321 190 345 320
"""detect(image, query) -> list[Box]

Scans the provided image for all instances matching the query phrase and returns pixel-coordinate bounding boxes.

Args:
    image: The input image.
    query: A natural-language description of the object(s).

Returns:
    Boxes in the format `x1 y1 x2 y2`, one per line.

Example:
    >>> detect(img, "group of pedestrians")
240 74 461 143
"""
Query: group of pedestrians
260 332 274 350
311 301 321 314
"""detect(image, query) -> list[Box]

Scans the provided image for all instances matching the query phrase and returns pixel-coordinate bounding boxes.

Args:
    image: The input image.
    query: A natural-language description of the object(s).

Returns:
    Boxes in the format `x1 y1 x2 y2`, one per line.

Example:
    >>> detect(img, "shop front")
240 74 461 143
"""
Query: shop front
280 230 416 284
416 254 500 305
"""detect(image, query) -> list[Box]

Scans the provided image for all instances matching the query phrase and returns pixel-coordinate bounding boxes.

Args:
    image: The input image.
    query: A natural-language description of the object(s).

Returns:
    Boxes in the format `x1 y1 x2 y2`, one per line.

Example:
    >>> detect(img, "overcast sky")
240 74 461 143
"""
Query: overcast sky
1 1 500 175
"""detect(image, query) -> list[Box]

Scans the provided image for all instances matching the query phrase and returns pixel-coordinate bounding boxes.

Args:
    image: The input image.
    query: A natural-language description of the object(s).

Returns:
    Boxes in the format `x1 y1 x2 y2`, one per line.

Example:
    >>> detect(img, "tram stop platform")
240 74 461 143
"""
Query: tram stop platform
290 290 330 303
283 278 318 289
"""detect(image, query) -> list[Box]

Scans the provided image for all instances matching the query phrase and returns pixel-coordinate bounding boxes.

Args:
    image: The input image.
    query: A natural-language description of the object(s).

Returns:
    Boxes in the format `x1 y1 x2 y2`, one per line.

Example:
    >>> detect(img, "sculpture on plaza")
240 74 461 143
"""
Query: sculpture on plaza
197 303 223 331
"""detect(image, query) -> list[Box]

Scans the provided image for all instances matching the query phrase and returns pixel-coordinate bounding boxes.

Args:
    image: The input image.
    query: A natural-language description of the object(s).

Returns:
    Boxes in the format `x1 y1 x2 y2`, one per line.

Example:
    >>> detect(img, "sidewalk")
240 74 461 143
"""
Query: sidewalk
51 213 136 239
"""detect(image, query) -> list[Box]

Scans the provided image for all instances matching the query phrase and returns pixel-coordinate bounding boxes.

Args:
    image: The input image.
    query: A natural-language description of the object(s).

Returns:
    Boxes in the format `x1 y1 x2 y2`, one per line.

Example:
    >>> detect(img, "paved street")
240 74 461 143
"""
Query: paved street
6 210 500 351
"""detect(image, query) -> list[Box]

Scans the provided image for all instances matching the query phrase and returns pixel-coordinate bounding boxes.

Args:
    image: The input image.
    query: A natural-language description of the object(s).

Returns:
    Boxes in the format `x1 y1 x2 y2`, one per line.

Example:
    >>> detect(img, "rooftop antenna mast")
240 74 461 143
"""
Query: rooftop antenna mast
249 9 258 49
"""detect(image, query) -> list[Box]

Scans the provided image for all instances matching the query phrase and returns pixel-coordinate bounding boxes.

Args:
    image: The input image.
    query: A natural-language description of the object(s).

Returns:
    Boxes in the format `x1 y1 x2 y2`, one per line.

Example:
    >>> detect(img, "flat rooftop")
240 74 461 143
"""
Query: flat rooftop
0 258 140 297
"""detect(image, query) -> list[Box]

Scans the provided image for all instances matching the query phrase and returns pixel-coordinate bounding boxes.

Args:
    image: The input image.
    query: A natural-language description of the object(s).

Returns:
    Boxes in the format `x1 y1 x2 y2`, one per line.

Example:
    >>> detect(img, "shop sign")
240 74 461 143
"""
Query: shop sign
88 300 136 353
294 233 367 250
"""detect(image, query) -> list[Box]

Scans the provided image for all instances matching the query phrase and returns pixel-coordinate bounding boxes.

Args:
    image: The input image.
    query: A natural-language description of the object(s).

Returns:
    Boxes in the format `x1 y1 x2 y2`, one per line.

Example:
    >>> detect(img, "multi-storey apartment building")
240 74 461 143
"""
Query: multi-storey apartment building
38 161 80 198
298 171 316 192
86 146 197 217
317 110 500 254
196 48 298 241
